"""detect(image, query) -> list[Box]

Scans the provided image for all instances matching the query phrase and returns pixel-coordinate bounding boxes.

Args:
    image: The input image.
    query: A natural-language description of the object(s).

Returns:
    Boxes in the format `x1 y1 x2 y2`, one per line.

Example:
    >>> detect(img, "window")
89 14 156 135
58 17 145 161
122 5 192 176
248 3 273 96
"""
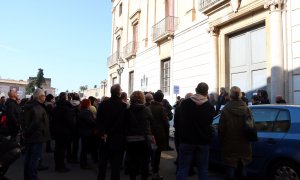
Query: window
252 109 278 132
112 77 117 85
117 37 121 59
252 108 291 132
133 23 138 51
129 71 134 95
119 3 122 16
273 110 290 132
161 59 170 95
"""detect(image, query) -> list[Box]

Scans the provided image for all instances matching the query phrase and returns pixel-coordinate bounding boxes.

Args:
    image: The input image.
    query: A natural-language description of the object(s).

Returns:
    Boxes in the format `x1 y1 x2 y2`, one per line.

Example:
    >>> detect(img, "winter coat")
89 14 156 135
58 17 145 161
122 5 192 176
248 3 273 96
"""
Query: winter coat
178 94 215 145
5 98 22 137
148 101 168 150
23 101 50 144
96 95 127 150
126 104 152 138
78 108 96 137
218 99 253 167
52 100 74 138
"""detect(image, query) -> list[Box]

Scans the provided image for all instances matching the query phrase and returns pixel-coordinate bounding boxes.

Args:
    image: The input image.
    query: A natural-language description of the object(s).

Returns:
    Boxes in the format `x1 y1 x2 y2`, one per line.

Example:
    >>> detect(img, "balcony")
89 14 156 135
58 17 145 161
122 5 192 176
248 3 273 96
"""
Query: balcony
123 41 138 59
152 16 179 43
198 0 228 14
107 51 122 68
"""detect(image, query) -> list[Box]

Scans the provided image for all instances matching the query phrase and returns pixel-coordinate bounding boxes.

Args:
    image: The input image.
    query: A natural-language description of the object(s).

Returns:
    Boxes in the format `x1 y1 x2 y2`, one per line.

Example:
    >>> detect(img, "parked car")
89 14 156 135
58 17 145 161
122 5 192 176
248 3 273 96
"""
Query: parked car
210 105 300 180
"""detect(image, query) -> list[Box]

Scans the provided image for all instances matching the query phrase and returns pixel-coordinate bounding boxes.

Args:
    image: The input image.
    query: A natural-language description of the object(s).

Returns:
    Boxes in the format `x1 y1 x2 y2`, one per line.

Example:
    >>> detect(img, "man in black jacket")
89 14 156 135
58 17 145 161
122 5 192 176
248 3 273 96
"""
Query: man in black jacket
5 89 22 140
96 84 127 180
52 92 74 172
176 82 215 180
23 88 50 180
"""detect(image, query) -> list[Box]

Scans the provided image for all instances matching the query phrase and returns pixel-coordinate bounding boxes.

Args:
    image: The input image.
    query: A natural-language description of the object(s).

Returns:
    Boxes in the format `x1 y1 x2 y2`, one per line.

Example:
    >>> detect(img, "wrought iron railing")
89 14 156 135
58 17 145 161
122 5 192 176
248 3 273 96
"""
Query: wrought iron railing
107 51 122 68
123 41 138 59
198 0 223 11
152 16 179 42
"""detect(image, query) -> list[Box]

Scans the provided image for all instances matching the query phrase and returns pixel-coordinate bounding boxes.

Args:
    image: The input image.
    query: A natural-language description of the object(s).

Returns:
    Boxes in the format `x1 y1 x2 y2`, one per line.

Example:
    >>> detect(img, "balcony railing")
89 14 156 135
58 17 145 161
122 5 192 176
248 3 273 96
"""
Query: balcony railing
198 0 225 12
123 41 138 59
107 51 122 68
152 16 179 43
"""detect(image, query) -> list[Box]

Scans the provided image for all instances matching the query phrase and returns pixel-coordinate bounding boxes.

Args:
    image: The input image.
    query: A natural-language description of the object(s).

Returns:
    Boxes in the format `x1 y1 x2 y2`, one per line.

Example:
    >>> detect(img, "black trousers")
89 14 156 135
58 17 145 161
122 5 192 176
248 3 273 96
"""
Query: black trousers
97 141 124 180
127 140 150 180
80 136 91 167
152 148 162 173
54 135 71 170
67 133 79 162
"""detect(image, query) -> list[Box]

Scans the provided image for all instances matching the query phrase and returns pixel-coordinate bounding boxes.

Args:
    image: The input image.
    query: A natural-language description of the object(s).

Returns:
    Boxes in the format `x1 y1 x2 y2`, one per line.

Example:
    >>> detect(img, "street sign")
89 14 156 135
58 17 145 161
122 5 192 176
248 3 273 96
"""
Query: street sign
173 85 179 94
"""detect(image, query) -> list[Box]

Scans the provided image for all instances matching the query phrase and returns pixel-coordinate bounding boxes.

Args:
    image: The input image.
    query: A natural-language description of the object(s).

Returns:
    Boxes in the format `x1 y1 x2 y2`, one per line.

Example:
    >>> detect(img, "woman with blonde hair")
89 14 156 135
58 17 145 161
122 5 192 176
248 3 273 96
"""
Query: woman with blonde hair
126 91 153 180
218 86 253 180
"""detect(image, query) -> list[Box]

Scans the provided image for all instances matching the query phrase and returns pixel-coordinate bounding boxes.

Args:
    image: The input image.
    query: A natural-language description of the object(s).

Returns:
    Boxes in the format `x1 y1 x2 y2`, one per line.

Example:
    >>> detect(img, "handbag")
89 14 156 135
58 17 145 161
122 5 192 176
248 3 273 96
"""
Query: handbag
243 113 258 142
145 135 157 151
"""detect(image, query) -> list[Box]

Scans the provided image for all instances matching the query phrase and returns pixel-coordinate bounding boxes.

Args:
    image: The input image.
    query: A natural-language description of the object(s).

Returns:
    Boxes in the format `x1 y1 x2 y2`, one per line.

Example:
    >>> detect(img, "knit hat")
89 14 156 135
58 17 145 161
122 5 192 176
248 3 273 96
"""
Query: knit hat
33 88 45 99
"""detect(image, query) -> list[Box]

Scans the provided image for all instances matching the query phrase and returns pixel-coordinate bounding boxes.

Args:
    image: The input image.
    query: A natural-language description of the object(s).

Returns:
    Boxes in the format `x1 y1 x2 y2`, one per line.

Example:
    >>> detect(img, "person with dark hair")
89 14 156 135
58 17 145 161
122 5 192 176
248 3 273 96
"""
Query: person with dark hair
148 90 168 179
258 90 270 104
66 93 81 164
78 99 96 169
0 96 6 115
52 92 74 172
275 95 287 104
96 84 127 180
87 96 98 163
125 91 153 180
44 94 54 153
251 95 260 105
241 92 249 106
23 88 50 180
176 82 215 180
145 93 154 107
218 86 253 180
216 87 228 114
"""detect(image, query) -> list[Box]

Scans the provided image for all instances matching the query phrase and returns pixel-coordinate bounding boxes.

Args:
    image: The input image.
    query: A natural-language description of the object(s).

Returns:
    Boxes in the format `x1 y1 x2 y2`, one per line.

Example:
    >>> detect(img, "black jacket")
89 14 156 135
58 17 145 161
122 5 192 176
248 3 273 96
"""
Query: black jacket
78 109 96 137
52 100 74 138
178 95 215 145
23 101 50 144
126 104 152 137
5 98 22 137
96 96 127 150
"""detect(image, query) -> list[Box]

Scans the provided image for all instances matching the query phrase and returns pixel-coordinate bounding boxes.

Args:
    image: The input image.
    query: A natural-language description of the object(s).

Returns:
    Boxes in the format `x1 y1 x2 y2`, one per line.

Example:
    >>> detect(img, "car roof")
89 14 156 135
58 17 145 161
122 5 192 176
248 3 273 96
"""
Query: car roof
249 104 300 109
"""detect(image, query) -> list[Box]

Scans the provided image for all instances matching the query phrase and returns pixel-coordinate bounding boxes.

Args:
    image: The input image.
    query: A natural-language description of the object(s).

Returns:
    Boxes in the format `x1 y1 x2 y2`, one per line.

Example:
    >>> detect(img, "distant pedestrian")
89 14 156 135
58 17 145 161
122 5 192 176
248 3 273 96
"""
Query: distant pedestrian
216 87 228 114
176 82 215 180
275 95 286 104
23 88 50 180
258 90 270 104
251 95 260 105
218 86 253 180
96 84 127 180
241 92 249 106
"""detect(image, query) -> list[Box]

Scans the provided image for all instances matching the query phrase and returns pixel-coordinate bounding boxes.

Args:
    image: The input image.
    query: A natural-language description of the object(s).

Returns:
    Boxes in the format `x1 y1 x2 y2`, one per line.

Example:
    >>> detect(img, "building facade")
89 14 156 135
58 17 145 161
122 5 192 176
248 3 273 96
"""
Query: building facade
107 0 300 104
0 79 27 99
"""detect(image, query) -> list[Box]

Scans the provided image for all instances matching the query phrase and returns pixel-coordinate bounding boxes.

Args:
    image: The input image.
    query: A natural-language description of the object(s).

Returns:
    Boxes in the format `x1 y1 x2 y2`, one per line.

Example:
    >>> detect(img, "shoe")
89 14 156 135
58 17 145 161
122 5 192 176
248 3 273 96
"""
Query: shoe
37 165 49 171
55 167 70 173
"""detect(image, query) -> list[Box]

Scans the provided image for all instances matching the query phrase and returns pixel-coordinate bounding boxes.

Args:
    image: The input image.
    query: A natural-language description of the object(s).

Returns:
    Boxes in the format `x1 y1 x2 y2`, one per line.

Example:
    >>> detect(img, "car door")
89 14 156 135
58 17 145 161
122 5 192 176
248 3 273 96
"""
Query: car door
247 108 288 173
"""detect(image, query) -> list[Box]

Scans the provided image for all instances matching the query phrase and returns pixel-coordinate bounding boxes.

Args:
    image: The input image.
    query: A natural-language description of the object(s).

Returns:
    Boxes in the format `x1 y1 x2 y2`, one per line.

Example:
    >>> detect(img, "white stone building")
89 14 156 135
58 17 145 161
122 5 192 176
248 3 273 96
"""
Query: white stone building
107 0 300 104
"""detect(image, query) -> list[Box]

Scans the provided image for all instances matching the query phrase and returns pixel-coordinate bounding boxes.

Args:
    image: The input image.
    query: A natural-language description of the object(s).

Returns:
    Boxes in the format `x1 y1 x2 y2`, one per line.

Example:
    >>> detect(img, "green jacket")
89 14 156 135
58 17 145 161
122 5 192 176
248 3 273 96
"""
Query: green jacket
218 99 252 167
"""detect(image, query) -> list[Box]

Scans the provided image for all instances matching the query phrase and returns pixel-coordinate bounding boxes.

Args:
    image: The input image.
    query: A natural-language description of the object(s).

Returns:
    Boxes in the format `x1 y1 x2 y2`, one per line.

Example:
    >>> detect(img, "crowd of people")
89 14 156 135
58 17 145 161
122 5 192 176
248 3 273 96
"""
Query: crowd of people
0 84 288 180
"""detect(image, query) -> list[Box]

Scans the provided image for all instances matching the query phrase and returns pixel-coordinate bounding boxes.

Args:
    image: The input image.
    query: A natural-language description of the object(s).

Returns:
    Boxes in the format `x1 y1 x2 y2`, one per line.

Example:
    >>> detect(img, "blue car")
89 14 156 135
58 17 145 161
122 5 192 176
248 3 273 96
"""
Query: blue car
210 105 300 179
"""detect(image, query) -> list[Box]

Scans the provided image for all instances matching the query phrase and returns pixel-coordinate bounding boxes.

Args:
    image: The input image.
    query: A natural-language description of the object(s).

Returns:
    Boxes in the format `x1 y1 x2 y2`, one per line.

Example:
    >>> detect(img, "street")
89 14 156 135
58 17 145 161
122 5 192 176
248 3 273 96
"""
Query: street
6 141 224 180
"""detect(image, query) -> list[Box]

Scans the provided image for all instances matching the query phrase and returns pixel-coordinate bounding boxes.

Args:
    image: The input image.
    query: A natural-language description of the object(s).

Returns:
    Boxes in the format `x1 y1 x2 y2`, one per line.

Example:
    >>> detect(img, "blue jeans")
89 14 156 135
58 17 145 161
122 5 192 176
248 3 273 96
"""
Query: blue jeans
24 143 43 180
176 144 209 180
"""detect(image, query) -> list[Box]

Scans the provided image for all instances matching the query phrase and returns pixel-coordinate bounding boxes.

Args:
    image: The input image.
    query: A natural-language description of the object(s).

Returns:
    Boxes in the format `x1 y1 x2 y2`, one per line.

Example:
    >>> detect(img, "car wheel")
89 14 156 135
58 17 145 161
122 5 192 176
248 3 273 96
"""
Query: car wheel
269 160 300 180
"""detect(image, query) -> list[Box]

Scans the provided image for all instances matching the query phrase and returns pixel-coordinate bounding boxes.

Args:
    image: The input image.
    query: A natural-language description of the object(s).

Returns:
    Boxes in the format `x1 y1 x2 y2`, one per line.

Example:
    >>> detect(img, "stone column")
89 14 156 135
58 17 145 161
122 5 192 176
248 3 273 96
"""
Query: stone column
208 26 219 95
264 0 284 103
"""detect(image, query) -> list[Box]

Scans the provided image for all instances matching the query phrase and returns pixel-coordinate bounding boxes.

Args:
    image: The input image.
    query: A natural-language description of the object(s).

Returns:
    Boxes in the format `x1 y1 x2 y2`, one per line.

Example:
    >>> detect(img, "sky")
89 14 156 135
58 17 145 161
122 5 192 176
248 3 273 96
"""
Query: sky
0 1 112 93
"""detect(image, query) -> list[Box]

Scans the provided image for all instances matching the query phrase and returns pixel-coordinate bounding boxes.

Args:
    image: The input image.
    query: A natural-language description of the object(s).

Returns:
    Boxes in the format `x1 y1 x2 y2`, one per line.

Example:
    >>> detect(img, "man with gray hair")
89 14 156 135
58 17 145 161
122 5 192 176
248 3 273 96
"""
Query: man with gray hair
23 88 50 180
176 83 215 180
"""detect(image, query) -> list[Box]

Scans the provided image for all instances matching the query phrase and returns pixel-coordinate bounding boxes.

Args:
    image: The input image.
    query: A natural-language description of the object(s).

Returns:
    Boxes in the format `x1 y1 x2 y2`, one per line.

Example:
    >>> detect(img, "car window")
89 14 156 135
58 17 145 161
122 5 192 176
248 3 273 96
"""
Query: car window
273 110 290 132
252 108 279 132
